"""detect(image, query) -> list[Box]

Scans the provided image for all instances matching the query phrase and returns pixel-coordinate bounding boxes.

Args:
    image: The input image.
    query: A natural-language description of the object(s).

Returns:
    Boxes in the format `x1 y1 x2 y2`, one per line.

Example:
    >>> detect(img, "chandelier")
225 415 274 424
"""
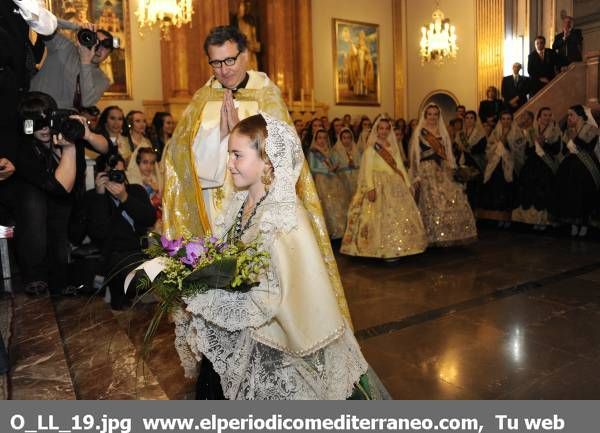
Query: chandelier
419 2 458 65
136 0 194 38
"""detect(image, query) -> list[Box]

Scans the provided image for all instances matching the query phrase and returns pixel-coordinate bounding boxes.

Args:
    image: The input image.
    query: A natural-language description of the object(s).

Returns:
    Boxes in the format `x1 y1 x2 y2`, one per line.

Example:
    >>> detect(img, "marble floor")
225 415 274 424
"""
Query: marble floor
3 226 600 399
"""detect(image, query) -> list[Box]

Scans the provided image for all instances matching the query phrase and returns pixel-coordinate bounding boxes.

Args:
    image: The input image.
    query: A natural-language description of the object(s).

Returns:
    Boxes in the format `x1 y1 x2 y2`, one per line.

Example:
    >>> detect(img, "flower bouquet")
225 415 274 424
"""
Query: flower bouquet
125 233 269 354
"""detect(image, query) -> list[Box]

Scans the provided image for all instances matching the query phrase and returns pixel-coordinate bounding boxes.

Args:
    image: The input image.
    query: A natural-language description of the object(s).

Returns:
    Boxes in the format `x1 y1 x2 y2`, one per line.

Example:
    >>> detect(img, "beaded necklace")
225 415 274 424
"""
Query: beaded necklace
232 191 269 242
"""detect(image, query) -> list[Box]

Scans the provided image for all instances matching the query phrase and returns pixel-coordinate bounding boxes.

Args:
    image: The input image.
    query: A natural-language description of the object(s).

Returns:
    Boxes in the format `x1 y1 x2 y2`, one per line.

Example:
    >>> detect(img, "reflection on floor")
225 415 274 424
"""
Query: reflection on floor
3 227 600 399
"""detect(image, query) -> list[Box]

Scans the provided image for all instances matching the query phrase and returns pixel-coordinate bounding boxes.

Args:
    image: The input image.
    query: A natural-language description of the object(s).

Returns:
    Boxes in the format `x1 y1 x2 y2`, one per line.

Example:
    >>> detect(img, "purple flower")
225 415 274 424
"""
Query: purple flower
217 242 228 252
181 241 207 267
209 236 218 244
161 235 183 257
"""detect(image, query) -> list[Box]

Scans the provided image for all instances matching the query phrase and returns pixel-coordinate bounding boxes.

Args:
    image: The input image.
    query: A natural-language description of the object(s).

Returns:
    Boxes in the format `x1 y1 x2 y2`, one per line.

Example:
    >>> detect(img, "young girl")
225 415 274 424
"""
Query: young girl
125 111 152 160
356 116 372 156
126 147 162 224
173 113 369 400
308 129 349 239
341 117 427 259
97 106 130 163
333 127 361 197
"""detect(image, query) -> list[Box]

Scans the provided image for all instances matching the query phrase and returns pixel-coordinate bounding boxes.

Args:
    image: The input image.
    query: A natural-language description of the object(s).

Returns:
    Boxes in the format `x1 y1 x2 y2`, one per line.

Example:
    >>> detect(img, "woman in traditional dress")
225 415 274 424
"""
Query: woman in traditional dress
333 127 361 197
553 105 600 237
478 111 524 227
355 116 372 156
454 110 487 209
301 117 324 155
96 106 130 162
308 129 349 239
149 111 175 162
125 110 152 153
172 113 370 400
512 107 562 230
408 104 477 246
341 117 427 259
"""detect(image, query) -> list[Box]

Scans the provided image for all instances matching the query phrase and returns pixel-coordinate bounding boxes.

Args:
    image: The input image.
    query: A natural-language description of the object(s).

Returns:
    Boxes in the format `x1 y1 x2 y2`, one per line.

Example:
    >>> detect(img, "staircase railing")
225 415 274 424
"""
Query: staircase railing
514 51 600 119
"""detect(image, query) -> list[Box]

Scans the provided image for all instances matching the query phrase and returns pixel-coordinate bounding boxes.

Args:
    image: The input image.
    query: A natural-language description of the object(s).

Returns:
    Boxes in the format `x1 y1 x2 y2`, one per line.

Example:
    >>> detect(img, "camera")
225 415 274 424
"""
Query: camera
77 28 117 50
107 154 126 183
77 28 97 49
22 109 85 142
108 169 126 183
49 109 86 142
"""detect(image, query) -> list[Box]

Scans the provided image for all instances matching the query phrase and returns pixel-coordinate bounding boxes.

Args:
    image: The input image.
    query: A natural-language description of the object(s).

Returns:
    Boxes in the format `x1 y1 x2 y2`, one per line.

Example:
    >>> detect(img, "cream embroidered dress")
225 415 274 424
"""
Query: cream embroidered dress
172 114 367 400
341 118 427 259
409 104 477 247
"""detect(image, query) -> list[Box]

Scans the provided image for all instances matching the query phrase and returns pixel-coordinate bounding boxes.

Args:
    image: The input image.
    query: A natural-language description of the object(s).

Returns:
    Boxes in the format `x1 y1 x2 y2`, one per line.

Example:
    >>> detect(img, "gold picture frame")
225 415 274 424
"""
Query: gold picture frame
332 18 381 106
48 0 132 100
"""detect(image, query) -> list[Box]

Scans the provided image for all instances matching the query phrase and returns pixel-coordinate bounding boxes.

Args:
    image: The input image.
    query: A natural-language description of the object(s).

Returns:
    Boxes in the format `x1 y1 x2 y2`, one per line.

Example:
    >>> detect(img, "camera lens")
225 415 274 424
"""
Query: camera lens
108 169 126 184
59 118 86 142
77 29 98 49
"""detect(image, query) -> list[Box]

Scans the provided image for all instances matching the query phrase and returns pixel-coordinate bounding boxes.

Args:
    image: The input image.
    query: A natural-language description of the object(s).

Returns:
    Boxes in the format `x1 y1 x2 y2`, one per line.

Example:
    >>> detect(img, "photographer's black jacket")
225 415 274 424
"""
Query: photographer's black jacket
16 137 86 199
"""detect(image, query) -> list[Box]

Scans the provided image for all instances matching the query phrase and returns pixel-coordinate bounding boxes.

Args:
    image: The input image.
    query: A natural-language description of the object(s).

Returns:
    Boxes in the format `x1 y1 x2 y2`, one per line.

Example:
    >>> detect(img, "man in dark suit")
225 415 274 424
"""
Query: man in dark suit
84 155 156 310
501 62 529 112
528 35 559 96
552 15 583 67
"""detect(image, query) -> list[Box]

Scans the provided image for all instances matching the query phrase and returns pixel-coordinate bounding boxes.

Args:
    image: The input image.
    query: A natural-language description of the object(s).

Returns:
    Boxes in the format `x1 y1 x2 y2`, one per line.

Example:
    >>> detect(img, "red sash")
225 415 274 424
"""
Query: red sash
421 129 447 160
373 142 408 184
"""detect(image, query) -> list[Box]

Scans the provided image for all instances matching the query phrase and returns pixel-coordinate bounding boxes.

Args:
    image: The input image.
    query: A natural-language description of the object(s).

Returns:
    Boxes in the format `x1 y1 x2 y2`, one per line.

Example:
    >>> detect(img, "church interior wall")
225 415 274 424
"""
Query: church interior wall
574 0 600 53
95 0 486 121
97 0 163 115
404 0 478 119
311 0 396 120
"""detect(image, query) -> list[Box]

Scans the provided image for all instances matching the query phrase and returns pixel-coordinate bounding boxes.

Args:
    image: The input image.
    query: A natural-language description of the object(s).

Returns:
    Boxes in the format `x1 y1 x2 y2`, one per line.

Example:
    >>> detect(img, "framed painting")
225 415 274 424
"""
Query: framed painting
332 18 380 106
48 0 132 99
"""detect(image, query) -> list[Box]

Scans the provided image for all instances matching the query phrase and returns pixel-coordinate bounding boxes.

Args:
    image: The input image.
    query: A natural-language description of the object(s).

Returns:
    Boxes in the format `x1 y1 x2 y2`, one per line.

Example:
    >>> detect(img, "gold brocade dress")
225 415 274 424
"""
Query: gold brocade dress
341 145 427 258
308 150 350 239
414 137 477 246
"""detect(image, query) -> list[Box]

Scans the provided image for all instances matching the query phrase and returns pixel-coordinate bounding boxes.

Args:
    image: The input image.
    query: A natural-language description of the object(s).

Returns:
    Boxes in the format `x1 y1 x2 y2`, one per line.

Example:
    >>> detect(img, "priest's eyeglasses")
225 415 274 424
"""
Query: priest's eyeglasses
209 51 241 69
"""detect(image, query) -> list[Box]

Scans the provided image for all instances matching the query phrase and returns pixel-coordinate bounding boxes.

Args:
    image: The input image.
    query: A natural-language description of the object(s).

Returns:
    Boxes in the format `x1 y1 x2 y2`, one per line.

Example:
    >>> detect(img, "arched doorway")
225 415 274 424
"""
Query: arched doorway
418 90 460 122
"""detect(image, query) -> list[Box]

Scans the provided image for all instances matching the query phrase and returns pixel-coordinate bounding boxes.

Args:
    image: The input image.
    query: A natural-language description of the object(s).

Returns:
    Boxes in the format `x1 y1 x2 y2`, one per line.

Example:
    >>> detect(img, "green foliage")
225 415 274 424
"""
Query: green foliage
139 234 270 358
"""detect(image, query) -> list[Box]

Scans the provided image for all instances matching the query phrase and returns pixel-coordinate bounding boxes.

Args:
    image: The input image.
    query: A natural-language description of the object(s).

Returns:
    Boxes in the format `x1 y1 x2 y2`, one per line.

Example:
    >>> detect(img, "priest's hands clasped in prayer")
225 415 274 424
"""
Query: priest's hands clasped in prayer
220 90 240 141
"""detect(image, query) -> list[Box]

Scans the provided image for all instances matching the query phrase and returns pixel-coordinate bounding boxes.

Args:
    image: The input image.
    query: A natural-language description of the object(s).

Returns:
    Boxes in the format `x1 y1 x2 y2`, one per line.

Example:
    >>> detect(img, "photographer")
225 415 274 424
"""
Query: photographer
84 155 156 310
30 20 113 110
15 92 86 296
